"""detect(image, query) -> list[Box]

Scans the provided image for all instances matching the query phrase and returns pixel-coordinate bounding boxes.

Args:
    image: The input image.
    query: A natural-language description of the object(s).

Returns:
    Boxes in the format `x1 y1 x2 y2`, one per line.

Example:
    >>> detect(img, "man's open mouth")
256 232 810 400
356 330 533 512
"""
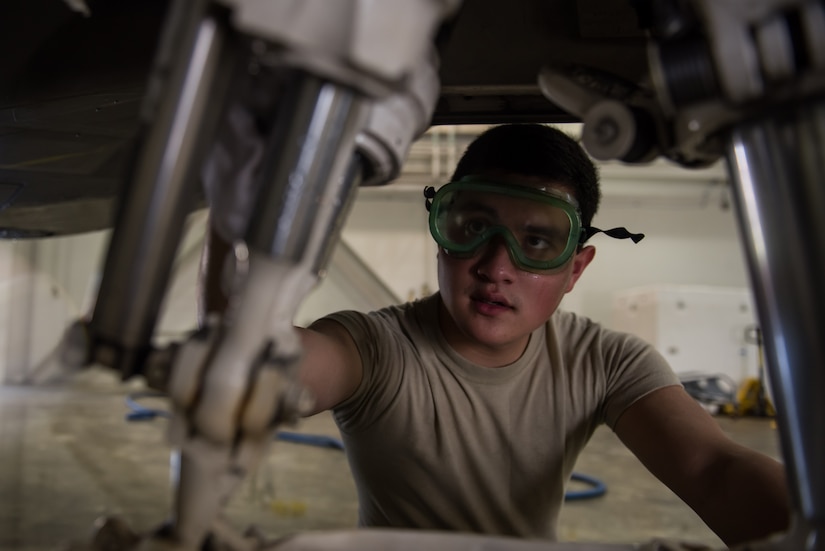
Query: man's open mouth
473 294 512 309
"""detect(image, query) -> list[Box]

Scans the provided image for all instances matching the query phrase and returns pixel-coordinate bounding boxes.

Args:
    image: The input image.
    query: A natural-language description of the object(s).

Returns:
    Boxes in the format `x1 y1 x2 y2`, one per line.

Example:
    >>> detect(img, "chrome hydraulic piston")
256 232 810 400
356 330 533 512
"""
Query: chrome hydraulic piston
726 99 825 551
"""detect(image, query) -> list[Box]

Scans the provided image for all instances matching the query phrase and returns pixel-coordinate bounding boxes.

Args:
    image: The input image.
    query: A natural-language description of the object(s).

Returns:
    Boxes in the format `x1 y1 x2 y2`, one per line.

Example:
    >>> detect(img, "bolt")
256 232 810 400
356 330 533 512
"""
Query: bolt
595 118 619 144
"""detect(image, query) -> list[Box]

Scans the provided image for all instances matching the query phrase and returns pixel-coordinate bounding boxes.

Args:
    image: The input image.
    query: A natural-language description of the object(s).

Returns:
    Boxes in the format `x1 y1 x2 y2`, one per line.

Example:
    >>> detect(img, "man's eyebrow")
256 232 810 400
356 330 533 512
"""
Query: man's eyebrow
452 199 498 217
522 223 566 238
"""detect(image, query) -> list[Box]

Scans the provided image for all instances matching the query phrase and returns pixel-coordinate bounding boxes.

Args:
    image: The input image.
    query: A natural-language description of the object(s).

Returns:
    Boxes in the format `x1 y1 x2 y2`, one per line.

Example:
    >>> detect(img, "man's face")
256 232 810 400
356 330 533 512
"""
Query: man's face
436 178 595 366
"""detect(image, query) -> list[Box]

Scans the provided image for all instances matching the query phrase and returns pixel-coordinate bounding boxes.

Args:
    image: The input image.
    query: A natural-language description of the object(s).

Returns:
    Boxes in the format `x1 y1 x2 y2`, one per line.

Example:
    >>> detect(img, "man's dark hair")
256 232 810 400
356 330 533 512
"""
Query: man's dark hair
450 124 601 228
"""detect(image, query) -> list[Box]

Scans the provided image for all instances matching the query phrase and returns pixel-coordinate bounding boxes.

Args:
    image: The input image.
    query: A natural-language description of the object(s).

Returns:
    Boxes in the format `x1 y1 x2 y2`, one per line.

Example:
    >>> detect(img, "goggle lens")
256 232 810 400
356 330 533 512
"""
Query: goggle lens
428 180 581 272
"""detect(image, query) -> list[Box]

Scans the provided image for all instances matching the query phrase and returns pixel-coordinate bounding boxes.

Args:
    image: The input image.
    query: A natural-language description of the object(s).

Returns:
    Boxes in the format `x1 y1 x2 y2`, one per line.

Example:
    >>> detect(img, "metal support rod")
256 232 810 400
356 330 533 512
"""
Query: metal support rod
168 72 368 548
87 0 234 377
244 71 367 271
726 98 825 550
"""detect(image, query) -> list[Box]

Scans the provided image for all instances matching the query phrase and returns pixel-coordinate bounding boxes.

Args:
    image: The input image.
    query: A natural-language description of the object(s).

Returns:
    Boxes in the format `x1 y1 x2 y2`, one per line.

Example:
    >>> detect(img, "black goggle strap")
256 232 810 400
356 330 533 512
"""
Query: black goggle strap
424 186 436 211
581 226 645 244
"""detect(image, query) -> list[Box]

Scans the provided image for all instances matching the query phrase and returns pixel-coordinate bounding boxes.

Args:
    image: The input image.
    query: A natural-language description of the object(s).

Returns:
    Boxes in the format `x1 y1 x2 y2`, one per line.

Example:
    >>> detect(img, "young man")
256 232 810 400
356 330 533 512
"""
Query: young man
208 124 790 546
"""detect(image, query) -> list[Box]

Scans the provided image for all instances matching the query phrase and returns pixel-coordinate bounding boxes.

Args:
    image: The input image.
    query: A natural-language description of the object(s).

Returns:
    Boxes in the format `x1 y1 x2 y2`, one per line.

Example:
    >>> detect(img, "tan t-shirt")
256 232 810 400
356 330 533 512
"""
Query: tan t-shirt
326 293 679 540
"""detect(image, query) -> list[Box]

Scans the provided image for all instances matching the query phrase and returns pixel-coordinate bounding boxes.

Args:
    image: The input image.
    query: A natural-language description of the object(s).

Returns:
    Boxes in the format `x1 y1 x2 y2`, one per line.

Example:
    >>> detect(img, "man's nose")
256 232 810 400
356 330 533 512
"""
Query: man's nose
474 236 517 282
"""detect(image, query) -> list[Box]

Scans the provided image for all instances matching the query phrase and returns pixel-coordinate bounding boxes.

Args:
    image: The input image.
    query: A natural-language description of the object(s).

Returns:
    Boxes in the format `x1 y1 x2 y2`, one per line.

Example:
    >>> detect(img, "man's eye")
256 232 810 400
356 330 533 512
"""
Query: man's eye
524 235 552 250
465 219 488 235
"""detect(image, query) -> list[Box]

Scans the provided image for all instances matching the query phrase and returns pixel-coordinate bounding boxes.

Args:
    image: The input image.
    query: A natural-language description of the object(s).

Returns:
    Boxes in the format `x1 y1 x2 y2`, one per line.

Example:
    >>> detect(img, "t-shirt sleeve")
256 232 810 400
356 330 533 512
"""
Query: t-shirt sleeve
600 331 682 429
320 309 405 434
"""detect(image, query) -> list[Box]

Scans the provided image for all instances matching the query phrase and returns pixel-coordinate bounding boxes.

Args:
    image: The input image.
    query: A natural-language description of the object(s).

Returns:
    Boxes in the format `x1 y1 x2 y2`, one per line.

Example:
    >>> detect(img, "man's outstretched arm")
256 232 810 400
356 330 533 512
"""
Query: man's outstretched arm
614 385 790 547
199 221 363 416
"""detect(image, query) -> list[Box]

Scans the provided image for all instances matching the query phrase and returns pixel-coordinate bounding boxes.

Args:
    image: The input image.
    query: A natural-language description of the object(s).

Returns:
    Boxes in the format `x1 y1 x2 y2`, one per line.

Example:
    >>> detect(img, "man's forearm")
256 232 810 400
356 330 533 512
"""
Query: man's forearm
694 445 790 547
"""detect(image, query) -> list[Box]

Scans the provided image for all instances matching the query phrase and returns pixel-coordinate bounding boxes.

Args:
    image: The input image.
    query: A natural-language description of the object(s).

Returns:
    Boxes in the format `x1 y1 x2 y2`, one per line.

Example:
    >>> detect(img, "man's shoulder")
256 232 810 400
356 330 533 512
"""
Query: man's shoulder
372 293 439 324
322 293 438 340
549 308 601 337
548 309 648 353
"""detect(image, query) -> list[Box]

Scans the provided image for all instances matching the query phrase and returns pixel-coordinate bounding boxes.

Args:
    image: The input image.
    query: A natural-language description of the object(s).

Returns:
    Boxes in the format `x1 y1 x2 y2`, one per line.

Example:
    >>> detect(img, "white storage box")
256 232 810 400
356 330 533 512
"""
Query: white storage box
612 285 762 388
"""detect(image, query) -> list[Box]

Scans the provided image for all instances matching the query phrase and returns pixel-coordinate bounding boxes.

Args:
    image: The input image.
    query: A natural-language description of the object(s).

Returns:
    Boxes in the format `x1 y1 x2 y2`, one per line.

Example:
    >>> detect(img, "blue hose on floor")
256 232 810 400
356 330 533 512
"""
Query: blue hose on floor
275 431 345 450
125 393 171 421
124 392 607 501
124 391 348 451
565 472 607 501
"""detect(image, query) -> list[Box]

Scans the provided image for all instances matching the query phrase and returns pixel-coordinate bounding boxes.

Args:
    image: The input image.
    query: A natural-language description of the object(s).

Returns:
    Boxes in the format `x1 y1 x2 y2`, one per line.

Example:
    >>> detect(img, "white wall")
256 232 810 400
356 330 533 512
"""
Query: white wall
338 189 439 304
0 231 107 383
570 181 751 326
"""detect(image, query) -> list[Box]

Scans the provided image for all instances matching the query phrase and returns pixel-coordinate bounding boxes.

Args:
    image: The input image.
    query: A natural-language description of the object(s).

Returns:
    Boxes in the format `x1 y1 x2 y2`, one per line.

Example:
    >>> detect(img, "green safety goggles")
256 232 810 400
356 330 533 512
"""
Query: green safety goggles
424 177 645 273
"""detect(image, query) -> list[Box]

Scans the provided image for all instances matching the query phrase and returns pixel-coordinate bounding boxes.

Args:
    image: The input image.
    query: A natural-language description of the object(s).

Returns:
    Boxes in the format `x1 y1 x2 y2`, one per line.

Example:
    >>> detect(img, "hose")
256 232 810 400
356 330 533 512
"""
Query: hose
565 472 607 501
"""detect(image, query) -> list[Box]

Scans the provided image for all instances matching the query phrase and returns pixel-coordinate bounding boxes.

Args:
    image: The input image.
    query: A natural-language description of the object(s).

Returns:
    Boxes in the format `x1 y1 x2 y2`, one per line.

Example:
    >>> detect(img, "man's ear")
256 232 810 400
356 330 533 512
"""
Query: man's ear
565 245 596 293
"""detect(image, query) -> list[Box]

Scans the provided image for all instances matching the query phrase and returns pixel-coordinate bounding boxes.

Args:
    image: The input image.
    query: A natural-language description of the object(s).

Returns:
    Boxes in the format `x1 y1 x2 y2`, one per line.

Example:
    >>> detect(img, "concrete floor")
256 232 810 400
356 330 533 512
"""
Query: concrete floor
0 369 784 551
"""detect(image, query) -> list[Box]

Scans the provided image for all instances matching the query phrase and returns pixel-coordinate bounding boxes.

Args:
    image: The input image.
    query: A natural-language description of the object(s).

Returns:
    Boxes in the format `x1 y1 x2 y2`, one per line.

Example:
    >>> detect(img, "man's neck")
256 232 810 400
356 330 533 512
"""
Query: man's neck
436 300 530 368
